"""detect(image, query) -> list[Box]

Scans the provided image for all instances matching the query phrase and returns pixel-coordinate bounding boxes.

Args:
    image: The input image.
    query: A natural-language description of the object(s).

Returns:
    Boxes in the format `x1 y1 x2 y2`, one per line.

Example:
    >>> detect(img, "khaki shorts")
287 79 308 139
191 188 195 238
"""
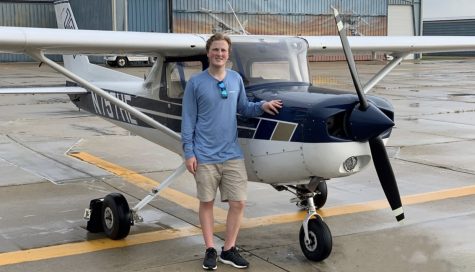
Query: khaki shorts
194 159 248 202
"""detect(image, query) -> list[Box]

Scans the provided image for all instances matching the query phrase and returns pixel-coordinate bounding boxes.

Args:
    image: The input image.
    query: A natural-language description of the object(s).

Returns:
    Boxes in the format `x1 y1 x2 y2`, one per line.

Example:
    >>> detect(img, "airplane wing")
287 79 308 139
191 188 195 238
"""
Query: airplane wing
303 35 475 56
0 27 207 56
2 26 475 57
0 86 87 94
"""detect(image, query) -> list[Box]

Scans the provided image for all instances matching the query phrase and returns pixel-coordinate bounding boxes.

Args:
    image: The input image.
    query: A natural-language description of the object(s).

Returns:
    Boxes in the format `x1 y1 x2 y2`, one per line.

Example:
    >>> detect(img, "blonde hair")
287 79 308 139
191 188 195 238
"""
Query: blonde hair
206 33 232 53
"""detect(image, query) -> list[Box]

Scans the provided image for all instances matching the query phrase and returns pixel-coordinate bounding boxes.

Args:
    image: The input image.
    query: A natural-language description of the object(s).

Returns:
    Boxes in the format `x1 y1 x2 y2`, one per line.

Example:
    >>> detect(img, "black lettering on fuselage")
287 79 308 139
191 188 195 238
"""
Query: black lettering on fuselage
91 92 102 115
90 92 138 125
103 99 114 118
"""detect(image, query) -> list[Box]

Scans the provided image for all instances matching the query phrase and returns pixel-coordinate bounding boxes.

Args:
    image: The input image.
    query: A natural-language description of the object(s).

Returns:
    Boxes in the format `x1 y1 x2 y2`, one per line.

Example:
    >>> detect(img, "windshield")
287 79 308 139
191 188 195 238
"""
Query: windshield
230 37 310 87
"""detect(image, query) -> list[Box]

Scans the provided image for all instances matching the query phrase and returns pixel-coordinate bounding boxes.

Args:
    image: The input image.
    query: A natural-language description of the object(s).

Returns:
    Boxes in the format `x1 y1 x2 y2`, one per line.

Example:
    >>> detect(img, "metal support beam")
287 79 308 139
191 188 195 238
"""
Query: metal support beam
132 162 187 214
363 53 409 94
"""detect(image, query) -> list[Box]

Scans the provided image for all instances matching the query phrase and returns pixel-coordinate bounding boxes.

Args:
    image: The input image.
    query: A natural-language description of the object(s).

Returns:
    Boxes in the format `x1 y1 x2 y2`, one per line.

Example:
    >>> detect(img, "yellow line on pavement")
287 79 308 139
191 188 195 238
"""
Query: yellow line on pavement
241 184 475 227
0 226 203 266
68 151 228 223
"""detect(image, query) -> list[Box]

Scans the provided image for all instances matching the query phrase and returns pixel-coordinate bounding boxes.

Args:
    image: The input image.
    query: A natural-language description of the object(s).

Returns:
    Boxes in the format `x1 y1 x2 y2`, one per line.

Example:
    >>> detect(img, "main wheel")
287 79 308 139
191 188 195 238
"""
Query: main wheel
101 193 131 240
116 57 128 68
299 217 332 261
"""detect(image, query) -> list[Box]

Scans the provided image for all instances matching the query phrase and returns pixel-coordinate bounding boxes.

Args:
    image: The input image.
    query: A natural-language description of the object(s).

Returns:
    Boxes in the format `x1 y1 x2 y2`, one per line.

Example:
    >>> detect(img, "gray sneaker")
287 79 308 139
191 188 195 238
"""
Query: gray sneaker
219 246 249 269
202 247 217 270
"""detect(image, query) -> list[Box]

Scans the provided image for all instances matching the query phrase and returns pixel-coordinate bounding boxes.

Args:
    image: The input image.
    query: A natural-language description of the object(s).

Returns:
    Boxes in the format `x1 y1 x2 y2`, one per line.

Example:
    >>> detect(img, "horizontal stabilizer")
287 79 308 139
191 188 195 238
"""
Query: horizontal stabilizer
0 86 87 94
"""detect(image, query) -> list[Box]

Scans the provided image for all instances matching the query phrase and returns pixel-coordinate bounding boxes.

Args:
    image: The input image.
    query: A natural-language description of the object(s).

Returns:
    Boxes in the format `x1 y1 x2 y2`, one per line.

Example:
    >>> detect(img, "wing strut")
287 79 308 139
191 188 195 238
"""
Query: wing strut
363 53 409 94
130 162 187 222
28 50 182 153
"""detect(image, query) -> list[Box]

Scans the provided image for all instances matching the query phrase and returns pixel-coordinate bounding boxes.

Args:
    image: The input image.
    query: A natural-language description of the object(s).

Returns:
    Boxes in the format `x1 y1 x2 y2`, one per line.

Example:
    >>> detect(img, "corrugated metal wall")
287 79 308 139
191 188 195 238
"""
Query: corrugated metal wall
173 0 387 34
69 0 112 30
424 20 475 36
172 0 388 60
0 1 56 62
127 0 168 32
424 19 475 56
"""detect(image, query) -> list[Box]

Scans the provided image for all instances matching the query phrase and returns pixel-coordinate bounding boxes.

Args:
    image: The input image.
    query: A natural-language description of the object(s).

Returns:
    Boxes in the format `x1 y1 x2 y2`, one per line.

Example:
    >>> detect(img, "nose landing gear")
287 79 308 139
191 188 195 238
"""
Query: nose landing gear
296 179 328 209
272 177 333 261
299 195 332 261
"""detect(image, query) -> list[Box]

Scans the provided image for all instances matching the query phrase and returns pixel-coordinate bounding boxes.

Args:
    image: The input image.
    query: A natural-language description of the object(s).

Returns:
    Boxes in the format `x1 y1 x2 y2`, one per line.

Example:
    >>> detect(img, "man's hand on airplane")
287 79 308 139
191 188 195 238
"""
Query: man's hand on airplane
262 100 283 115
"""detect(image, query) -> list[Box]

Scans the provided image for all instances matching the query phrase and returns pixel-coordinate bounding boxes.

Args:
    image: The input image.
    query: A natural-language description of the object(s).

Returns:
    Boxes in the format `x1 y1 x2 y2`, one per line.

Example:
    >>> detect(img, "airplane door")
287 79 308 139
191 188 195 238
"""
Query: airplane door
163 60 203 133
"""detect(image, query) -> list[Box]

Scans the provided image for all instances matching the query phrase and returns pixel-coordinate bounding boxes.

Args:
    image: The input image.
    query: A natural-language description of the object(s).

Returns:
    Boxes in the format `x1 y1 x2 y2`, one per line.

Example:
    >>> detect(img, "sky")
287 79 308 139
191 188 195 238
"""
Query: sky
424 0 475 20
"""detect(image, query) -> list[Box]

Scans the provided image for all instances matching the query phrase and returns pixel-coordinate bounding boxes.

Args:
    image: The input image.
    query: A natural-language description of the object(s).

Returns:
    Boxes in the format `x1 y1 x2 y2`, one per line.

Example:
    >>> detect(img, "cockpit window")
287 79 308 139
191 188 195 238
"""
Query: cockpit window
166 61 202 99
230 37 309 86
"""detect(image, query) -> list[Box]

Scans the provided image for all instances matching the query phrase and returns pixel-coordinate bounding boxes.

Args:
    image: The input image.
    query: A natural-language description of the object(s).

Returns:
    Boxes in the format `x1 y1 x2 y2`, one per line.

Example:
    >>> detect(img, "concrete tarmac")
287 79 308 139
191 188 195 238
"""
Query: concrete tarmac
0 59 475 271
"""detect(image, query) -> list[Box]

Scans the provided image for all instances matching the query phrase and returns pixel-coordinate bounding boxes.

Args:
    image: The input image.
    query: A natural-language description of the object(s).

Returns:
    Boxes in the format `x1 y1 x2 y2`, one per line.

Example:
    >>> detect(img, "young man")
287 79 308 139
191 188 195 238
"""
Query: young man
181 33 282 270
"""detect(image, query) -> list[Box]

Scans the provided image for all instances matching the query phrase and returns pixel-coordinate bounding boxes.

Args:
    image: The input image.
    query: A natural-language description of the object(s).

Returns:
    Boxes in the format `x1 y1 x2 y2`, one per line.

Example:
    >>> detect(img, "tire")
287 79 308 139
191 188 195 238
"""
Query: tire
116 57 128 68
299 217 332 261
313 180 328 208
101 193 131 240
298 180 328 209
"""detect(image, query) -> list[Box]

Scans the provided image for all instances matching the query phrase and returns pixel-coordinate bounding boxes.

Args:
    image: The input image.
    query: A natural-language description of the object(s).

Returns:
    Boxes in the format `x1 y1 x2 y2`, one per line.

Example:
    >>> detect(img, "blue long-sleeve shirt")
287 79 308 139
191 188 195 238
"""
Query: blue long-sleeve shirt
181 69 264 164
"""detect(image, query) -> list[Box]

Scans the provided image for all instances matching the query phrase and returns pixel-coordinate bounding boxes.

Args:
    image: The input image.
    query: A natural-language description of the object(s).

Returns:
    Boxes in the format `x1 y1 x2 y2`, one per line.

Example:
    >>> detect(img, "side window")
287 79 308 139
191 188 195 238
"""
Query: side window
166 61 202 99
250 61 290 80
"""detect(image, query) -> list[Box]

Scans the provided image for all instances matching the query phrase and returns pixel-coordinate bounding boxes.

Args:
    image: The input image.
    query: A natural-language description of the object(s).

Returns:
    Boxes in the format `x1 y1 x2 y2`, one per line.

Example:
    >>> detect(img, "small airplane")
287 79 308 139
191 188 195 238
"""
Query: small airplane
1 0 475 262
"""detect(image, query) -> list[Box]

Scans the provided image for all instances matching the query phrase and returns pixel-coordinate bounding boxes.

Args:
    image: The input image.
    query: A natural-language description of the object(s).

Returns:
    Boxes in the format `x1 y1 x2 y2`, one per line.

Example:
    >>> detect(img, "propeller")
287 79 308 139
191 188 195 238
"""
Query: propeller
331 7 404 222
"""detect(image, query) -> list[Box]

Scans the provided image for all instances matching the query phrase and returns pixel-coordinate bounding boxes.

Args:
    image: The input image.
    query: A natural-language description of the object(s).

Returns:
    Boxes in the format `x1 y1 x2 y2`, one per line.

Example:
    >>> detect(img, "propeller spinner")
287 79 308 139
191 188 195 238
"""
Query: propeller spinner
331 7 404 222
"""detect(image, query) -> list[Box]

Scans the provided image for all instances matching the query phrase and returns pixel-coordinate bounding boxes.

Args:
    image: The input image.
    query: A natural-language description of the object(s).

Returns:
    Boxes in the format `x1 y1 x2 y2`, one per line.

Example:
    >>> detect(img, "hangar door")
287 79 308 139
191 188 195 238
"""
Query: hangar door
388 5 414 36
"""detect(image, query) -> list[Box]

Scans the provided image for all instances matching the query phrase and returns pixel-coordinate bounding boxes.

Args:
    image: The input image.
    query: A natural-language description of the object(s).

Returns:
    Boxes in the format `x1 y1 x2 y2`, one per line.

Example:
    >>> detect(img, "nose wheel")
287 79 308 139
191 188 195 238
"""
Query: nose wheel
299 193 333 261
299 216 332 261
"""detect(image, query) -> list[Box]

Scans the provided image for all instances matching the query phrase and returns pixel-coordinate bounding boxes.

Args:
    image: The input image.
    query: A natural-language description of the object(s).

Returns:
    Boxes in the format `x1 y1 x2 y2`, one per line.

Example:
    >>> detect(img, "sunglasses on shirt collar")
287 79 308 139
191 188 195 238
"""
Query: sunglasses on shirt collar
217 81 228 99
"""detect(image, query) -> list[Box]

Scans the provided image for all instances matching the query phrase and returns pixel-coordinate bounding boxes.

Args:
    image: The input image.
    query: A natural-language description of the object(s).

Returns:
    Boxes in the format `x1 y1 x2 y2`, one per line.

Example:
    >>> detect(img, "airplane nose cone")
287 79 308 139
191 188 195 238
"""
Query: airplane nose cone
347 103 394 141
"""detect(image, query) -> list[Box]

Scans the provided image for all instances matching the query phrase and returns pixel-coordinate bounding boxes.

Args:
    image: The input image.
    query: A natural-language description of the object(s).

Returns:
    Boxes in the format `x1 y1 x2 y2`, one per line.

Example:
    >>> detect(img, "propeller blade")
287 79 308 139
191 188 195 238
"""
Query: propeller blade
369 137 405 222
332 7 404 222
331 6 368 110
